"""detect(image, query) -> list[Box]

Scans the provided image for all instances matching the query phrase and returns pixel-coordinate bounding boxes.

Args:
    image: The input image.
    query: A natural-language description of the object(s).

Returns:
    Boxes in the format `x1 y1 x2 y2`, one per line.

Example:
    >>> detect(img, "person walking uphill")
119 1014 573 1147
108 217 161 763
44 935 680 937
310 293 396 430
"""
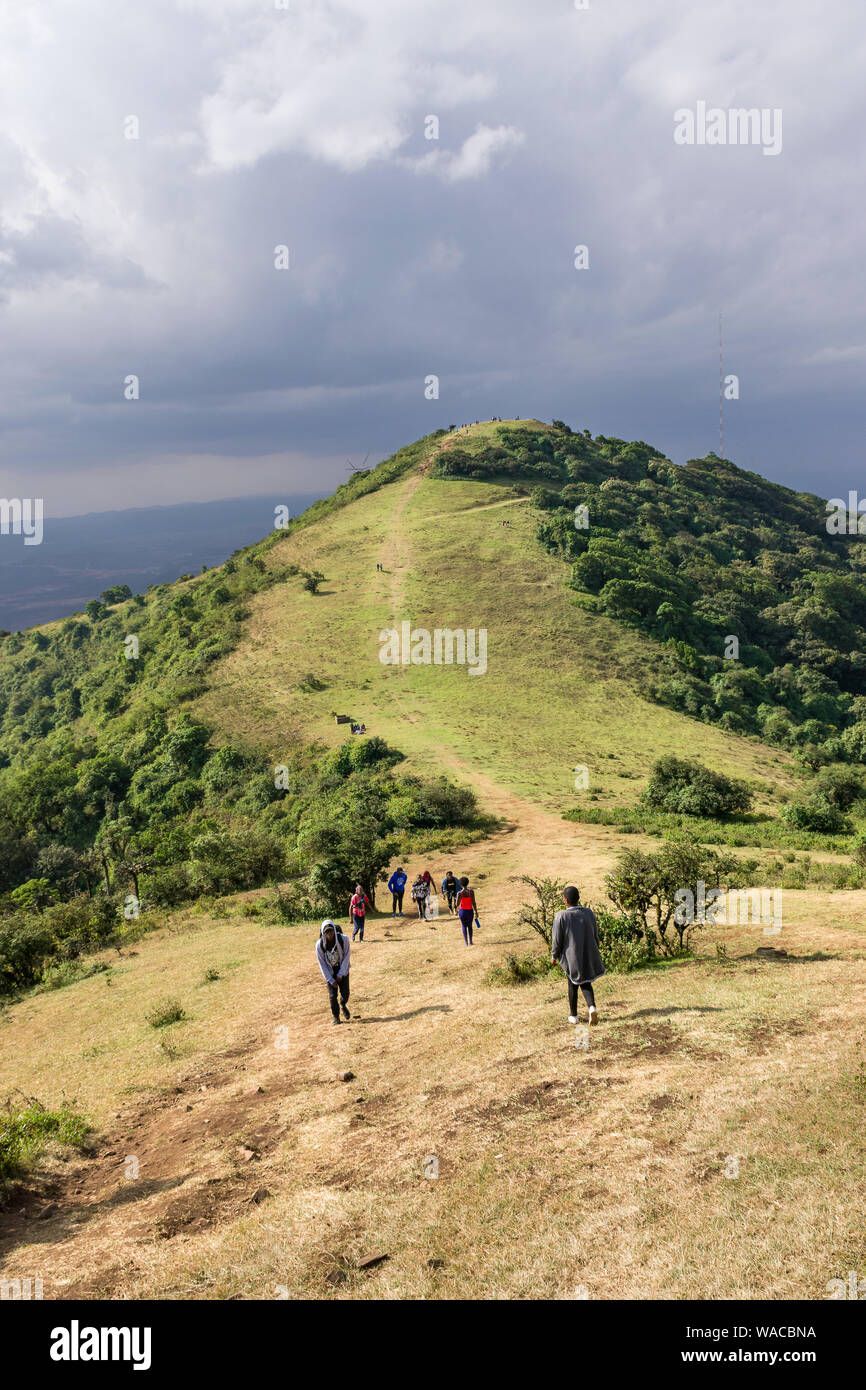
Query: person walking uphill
349 884 371 941
388 866 407 916
457 877 479 945
316 920 351 1026
441 870 459 914
551 886 604 1026
411 875 428 919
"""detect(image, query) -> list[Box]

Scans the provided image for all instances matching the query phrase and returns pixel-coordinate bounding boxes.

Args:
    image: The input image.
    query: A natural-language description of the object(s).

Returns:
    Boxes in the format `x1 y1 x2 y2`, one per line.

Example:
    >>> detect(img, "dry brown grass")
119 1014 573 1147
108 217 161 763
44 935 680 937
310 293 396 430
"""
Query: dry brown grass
2 778 864 1300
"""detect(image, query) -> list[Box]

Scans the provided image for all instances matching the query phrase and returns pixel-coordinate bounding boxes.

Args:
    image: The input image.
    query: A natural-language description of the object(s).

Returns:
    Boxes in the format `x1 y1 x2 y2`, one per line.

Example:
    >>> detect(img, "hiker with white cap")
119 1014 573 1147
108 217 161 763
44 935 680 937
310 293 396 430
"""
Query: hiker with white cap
316 919 351 1026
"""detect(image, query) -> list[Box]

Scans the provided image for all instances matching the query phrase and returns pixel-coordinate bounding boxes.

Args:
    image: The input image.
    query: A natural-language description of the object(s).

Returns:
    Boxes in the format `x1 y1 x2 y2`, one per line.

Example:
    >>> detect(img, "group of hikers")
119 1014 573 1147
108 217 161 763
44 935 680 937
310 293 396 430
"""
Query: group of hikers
386 866 479 940
315 875 603 1029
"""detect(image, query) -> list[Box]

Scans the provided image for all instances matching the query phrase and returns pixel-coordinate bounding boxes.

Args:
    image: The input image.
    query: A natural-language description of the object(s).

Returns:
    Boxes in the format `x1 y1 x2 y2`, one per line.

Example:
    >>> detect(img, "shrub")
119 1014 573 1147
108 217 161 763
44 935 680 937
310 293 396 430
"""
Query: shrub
0 1100 90 1187
142 863 192 908
189 830 285 895
605 835 742 955
511 874 567 950
145 998 187 1028
781 795 851 834
270 884 316 924
45 895 120 953
0 917 57 995
643 755 752 818
488 951 558 986
593 905 656 972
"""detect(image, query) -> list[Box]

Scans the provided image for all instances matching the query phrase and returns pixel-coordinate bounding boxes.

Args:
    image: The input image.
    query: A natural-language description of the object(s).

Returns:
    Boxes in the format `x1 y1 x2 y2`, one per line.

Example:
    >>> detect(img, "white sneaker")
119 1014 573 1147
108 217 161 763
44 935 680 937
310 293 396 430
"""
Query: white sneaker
588 1006 599 1026
568 1015 579 1024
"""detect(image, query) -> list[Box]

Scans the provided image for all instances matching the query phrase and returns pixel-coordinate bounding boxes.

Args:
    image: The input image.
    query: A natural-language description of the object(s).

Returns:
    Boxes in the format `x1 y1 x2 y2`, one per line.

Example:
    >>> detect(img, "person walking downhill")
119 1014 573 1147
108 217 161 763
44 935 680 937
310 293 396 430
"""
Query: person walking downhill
316 919 351 1026
388 866 407 917
551 886 605 1026
349 883 372 941
441 869 459 914
411 874 428 919
457 876 479 945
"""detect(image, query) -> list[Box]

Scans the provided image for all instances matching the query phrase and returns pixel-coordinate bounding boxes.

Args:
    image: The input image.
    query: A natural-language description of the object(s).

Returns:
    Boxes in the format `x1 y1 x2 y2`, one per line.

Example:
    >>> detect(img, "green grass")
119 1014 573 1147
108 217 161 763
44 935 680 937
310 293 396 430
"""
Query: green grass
196 423 801 814
0 1101 90 1187
564 803 854 851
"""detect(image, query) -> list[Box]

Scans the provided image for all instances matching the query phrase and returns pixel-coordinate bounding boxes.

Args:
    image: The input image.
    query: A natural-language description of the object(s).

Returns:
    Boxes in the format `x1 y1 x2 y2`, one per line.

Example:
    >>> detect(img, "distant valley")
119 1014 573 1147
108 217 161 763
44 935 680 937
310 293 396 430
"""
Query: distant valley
0 493 323 630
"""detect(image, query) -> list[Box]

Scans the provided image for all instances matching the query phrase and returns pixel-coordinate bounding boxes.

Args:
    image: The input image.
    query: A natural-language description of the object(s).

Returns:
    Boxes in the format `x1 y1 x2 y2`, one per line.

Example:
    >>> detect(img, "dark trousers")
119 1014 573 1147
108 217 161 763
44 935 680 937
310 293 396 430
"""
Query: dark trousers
458 908 474 943
391 892 404 913
415 898 426 918
445 891 457 912
327 975 350 1019
351 913 365 940
568 979 596 1014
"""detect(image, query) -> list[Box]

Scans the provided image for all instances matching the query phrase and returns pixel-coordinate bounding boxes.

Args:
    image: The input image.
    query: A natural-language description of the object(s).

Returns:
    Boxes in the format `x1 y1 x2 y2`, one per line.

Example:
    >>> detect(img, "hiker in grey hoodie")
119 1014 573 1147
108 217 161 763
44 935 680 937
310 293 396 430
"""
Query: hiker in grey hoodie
316 919 351 1026
551 886 605 1026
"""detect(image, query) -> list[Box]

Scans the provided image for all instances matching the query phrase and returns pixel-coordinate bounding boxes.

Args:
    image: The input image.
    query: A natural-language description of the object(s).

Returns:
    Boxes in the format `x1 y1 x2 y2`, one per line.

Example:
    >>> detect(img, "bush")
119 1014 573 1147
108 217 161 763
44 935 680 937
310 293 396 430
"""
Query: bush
643 755 752 818
270 884 316 924
44 895 120 953
141 863 192 908
511 874 567 950
189 830 285 895
0 917 56 995
0 1100 90 1187
145 997 187 1028
488 951 558 986
592 905 656 972
605 835 742 955
781 795 851 834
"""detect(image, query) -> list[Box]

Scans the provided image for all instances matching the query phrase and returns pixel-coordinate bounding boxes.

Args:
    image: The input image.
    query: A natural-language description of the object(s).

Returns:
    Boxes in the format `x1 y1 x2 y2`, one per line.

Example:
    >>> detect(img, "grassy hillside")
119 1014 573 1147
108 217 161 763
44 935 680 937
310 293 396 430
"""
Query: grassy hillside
1 418 865 1301
196 427 799 813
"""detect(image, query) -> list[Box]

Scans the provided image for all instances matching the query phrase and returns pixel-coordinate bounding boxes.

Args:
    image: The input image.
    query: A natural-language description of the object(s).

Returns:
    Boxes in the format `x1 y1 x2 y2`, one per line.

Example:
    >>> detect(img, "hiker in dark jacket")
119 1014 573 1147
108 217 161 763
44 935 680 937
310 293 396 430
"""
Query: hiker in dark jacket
441 870 459 913
316 920 351 1025
551 886 605 1025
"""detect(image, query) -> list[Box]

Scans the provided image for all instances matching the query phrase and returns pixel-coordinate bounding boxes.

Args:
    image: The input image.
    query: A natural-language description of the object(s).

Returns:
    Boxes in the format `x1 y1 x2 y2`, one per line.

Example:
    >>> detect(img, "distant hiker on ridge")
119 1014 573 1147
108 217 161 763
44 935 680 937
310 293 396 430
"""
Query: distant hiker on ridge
551 886 604 1027
316 919 351 1026
388 865 407 916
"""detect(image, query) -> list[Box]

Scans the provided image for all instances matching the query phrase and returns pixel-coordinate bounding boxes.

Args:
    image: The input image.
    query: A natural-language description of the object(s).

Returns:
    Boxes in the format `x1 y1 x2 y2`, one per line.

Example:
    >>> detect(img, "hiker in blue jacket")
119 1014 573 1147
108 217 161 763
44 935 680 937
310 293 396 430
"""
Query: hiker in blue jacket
388 867 407 916
316 920 351 1026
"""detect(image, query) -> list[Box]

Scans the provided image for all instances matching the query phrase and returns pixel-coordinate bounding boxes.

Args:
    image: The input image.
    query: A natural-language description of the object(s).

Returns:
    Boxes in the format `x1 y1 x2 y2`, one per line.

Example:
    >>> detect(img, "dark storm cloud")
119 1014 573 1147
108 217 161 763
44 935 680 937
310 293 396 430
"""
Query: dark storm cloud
0 0 863 515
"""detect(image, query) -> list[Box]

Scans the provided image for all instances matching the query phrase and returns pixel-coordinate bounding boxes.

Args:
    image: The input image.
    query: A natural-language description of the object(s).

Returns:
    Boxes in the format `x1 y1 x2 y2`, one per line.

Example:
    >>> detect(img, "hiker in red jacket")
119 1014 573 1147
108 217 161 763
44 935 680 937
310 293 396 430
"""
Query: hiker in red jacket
349 884 372 941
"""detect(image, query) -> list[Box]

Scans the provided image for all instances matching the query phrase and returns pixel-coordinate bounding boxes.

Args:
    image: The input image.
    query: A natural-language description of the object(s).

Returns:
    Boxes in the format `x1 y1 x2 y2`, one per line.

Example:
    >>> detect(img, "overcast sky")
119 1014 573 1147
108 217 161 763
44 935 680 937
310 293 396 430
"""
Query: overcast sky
1 0 863 516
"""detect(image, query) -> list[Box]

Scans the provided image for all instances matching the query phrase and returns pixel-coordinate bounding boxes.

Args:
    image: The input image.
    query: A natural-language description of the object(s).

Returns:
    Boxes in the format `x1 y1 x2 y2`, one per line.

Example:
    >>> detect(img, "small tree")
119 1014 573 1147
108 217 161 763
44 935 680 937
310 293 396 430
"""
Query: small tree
100 584 132 605
301 570 324 594
605 835 742 955
512 875 567 950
